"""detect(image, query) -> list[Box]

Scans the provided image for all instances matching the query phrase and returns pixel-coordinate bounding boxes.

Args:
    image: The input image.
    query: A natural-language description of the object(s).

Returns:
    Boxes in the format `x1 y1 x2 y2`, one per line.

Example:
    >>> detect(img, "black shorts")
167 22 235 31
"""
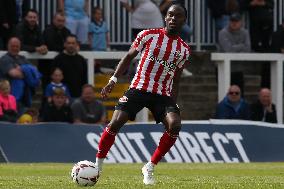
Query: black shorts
115 89 180 123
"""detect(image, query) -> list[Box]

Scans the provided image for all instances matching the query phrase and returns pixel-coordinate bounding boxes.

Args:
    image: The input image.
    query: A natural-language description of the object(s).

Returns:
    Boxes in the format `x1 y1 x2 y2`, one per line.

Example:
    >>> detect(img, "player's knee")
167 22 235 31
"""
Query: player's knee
107 120 124 133
167 118 181 135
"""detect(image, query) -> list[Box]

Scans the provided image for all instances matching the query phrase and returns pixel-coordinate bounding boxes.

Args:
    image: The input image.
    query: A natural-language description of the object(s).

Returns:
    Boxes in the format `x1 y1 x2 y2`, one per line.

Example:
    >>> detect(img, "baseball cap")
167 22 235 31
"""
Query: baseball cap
230 12 241 22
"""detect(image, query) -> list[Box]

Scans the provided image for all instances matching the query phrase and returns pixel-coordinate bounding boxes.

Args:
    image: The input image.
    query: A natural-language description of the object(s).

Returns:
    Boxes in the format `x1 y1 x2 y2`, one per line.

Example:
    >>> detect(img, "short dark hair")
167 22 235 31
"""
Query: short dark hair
54 10 65 17
169 2 187 18
25 9 38 17
65 34 78 42
50 67 63 76
93 6 102 14
82 84 95 91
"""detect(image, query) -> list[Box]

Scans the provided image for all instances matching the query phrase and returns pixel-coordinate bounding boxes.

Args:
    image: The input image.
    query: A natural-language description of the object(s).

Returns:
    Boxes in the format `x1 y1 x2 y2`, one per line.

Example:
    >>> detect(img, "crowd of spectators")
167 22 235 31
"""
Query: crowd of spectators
214 85 277 123
0 0 282 125
0 2 106 124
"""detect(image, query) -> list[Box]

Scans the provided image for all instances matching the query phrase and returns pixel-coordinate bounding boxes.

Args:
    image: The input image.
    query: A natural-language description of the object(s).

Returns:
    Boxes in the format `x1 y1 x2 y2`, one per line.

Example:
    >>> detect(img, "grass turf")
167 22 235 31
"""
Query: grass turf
0 163 284 189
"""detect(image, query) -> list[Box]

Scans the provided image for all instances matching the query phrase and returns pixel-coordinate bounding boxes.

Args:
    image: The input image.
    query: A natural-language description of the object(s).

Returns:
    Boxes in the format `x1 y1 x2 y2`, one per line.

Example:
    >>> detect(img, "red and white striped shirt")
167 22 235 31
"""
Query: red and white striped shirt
130 28 191 96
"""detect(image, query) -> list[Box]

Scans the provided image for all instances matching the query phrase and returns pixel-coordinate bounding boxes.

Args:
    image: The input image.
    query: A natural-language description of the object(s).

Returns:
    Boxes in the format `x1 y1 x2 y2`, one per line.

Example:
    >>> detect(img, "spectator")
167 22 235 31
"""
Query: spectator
242 0 274 88
44 67 71 104
58 0 90 49
218 12 251 94
158 0 192 42
218 12 251 52
88 7 110 51
208 0 240 40
88 6 111 74
41 87 73 123
71 84 106 124
0 0 17 50
0 37 30 113
241 0 274 52
13 9 48 54
120 0 164 39
270 18 284 53
0 79 17 122
41 11 71 90
250 88 277 123
43 11 71 52
214 85 250 119
15 0 30 22
52 34 87 98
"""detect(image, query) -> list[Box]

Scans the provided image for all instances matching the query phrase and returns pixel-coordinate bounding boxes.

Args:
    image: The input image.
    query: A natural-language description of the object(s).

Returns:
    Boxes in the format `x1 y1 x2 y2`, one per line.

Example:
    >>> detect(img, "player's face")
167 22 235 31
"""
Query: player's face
165 5 186 35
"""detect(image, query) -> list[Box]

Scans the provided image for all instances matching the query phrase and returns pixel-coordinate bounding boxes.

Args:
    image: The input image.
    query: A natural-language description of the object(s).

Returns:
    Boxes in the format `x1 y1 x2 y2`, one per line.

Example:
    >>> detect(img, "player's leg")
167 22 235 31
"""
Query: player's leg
142 98 181 185
151 112 181 164
95 110 128 172
96 89 144 172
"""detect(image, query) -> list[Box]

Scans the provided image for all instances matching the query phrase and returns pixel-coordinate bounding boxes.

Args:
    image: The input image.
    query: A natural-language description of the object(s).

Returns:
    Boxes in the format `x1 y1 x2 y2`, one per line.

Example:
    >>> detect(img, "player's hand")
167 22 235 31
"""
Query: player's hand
101 81 115 99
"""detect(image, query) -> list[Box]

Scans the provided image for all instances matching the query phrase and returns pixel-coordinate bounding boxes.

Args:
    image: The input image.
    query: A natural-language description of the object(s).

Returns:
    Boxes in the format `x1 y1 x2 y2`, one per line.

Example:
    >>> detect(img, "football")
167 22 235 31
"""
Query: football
71 160 100 186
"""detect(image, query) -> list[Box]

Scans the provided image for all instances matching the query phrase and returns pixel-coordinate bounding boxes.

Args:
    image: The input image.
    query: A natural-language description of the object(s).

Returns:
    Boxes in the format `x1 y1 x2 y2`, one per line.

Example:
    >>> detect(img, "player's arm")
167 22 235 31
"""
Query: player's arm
171 67 183 103
101 47 139 99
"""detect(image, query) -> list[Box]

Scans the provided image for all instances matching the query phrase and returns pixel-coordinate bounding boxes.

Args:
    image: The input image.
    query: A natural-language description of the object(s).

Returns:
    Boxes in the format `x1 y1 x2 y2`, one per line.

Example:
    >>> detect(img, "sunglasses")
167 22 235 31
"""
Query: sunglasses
229 91 240 95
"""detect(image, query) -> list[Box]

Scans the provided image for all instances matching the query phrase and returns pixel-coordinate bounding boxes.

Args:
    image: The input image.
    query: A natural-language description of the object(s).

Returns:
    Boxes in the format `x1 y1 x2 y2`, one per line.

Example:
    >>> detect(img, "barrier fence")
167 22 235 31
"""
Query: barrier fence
27 0 284 50
1 51 283 123
0 120 284 163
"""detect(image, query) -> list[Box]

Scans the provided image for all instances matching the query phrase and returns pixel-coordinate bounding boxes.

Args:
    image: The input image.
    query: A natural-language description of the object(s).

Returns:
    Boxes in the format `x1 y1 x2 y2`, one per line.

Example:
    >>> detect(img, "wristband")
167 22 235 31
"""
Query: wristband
109 76 118 83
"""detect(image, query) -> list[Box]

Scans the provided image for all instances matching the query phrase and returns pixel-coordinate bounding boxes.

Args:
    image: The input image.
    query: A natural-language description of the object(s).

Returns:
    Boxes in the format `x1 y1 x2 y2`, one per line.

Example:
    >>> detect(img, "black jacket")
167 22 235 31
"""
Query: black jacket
13 20 43 52
0 0 17 26
270 25 284 53
41 102 73 123
250 100 277 123
42 24 71 52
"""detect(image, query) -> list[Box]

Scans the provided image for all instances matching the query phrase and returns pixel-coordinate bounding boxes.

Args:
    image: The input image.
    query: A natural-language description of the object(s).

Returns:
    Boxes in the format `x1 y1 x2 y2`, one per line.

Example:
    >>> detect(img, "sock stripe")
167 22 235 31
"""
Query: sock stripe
166 131 179 139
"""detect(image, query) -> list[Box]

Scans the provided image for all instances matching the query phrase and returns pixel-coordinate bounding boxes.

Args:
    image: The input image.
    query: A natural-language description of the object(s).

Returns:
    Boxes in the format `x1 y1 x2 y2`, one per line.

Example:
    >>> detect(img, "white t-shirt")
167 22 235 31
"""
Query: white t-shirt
120 0 164 29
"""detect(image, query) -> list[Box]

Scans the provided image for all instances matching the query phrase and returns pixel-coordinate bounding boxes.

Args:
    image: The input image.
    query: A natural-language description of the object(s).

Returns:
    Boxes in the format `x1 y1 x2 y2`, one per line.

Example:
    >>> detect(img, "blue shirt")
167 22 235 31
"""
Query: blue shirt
45 82 71 98
89 21 108 51
64 0 87 20
215 96 251 120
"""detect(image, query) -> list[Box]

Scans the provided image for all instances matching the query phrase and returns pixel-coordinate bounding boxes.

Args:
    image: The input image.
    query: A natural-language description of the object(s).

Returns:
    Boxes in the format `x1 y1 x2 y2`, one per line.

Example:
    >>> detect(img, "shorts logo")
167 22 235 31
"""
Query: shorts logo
176 104 179 109
119 96 128 103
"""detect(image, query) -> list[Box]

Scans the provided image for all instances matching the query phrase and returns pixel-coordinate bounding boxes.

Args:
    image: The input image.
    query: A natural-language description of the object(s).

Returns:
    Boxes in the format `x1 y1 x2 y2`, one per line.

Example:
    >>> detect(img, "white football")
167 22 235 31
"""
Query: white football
71 160 100 186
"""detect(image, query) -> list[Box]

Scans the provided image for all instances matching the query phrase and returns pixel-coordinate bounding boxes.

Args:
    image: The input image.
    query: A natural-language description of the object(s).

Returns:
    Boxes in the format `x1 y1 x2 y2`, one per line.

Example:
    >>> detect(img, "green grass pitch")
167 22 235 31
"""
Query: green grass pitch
0 163 284 189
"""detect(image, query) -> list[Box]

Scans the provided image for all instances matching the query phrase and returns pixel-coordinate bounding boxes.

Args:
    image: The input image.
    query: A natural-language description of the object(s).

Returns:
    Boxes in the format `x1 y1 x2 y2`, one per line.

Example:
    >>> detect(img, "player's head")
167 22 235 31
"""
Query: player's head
165 3 187 35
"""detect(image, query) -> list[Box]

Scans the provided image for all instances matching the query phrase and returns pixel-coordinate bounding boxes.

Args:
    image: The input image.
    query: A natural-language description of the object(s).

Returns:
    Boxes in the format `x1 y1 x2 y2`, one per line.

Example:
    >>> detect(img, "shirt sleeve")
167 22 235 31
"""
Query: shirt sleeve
178 48 191 69
131 30 147 52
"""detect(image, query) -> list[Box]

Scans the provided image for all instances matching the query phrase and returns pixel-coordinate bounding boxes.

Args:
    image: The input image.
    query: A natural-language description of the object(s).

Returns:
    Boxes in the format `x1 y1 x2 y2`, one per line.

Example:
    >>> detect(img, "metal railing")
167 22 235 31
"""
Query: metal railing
25 0 284 49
